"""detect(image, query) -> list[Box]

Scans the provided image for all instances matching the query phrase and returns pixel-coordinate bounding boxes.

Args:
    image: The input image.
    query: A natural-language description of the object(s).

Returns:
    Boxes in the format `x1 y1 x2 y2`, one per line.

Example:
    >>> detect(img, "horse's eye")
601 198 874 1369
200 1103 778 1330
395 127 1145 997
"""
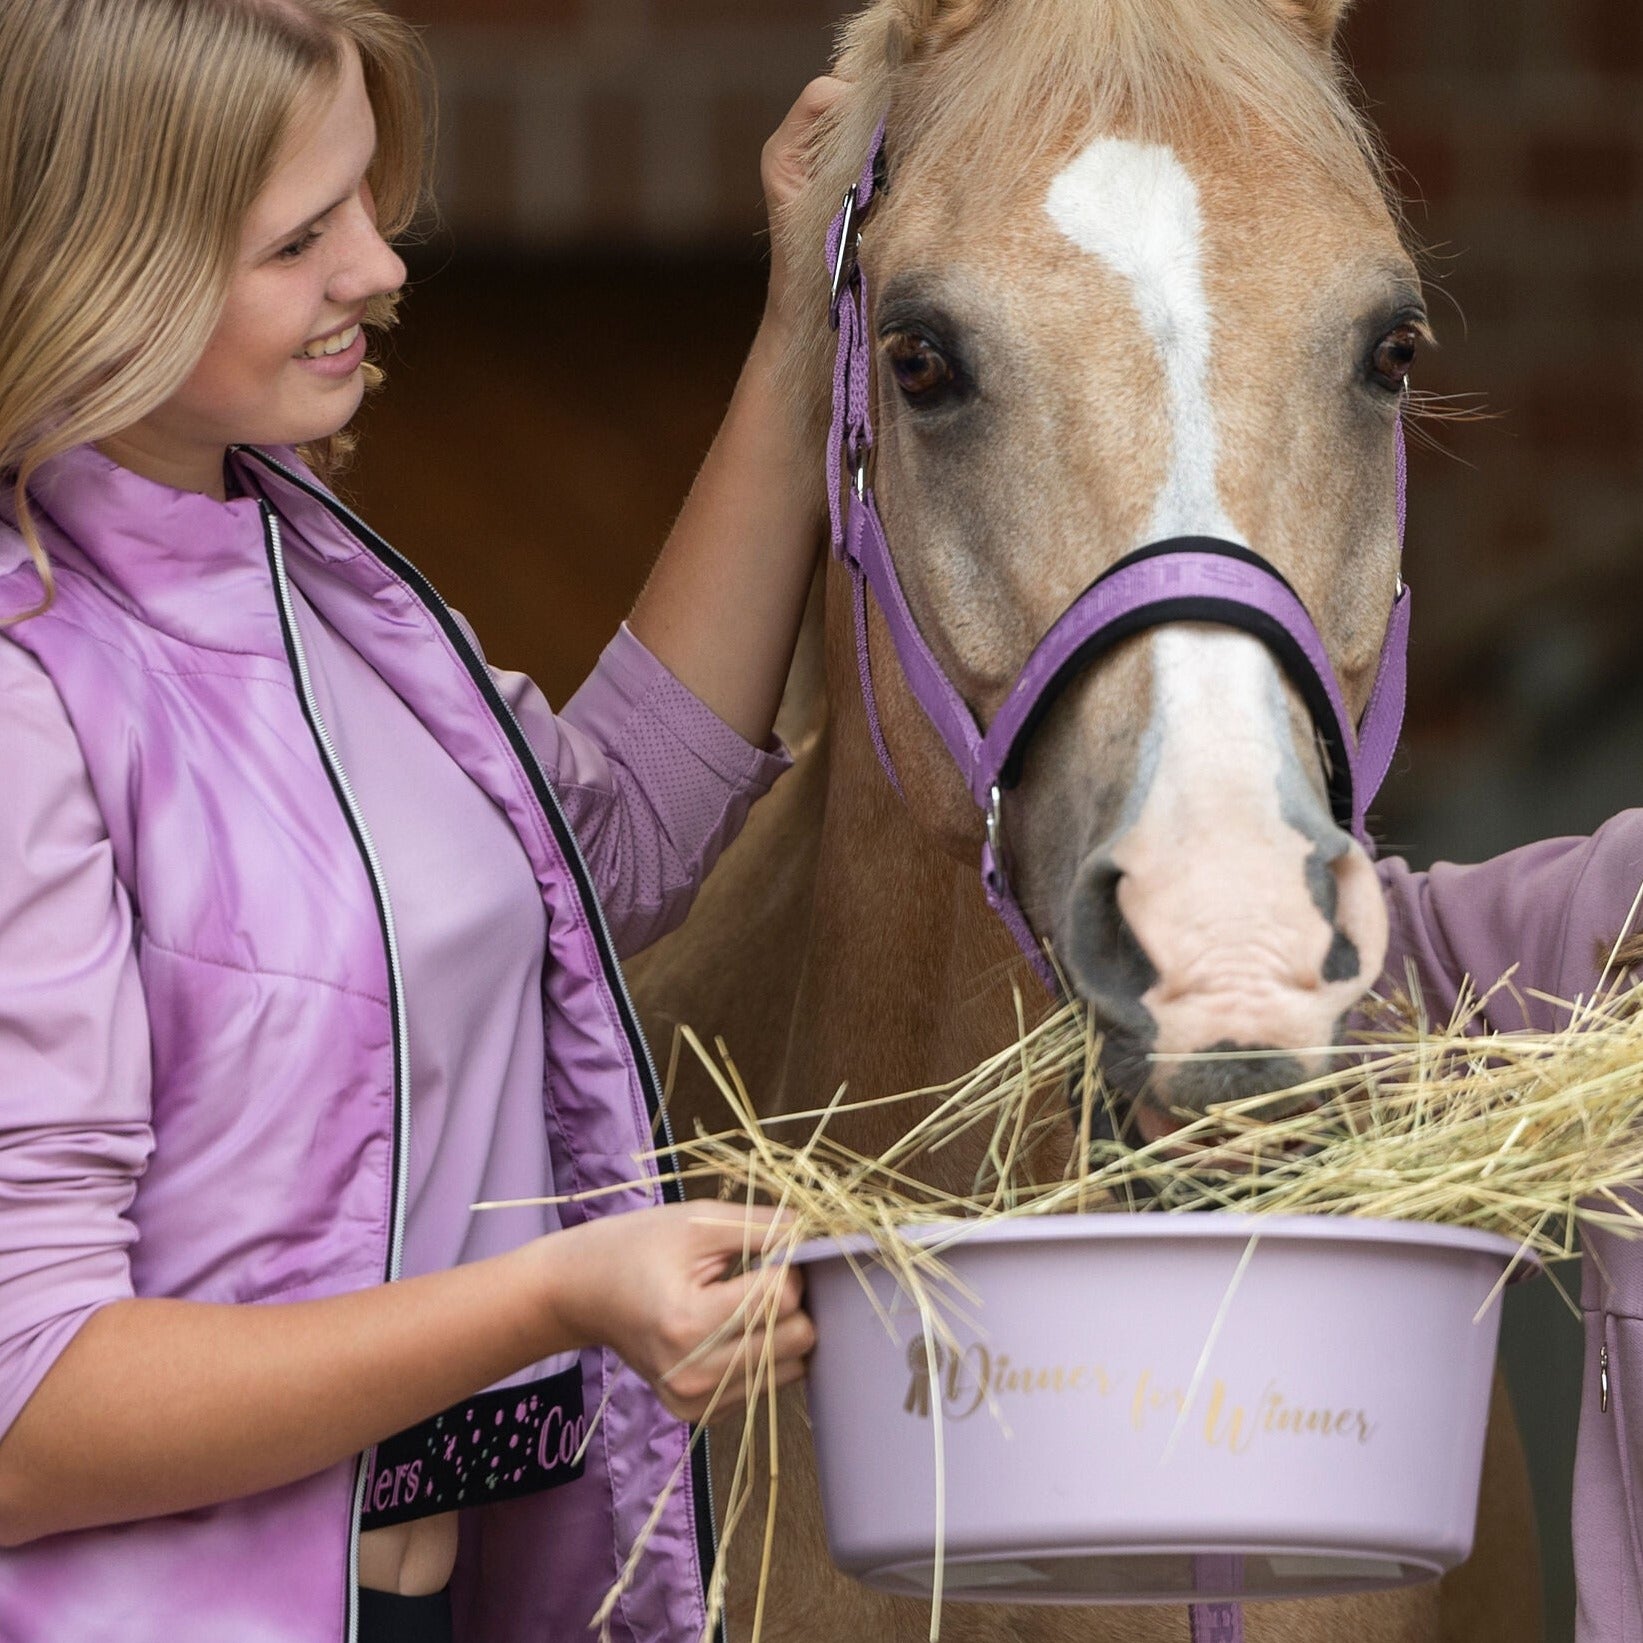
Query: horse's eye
1370 323 1421 392
886 331 956 402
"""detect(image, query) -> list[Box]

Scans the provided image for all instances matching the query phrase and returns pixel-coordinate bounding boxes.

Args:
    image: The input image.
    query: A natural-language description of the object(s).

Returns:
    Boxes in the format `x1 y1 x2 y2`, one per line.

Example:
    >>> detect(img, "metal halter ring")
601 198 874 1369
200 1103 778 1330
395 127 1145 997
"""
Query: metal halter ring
829 184 862 309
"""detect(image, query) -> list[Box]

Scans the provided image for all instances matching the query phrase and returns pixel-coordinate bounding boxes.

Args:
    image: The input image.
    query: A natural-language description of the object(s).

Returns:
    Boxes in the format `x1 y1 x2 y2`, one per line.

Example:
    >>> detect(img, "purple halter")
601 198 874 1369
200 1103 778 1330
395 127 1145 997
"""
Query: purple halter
826 123 1412 991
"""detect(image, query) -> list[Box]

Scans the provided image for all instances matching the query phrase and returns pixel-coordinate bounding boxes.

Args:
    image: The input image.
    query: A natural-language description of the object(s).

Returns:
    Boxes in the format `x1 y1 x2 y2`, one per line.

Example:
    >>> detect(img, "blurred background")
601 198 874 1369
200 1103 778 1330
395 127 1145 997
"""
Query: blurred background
344 3 1643 1634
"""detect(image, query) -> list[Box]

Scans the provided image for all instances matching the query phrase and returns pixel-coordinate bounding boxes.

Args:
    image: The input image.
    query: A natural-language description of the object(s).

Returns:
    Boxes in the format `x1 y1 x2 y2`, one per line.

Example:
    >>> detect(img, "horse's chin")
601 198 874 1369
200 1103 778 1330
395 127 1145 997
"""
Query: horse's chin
1092 1024 1329 1145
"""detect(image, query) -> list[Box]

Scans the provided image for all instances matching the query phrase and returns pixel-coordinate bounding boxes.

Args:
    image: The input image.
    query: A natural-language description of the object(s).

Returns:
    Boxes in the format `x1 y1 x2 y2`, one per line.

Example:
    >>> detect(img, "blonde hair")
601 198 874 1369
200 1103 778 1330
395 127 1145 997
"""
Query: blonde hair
0 0 432 618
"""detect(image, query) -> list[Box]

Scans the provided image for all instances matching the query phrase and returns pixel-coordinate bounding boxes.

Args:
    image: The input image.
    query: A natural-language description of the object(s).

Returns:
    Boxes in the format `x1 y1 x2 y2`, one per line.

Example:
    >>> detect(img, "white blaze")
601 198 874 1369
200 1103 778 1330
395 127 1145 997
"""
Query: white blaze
1045 136 1244 546
1047 137 1323 1008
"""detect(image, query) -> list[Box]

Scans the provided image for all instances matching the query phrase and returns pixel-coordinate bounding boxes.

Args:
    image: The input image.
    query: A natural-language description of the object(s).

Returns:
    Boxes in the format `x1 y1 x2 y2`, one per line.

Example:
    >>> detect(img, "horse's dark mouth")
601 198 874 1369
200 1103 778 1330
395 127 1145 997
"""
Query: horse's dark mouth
1064 1029 1335 1207
1089 1026 1318 1122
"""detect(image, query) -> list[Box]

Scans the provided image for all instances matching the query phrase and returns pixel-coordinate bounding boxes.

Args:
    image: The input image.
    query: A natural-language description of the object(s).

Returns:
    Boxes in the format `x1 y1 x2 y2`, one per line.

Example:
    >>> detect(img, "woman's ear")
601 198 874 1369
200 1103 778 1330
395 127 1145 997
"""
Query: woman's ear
1266 0 1356 50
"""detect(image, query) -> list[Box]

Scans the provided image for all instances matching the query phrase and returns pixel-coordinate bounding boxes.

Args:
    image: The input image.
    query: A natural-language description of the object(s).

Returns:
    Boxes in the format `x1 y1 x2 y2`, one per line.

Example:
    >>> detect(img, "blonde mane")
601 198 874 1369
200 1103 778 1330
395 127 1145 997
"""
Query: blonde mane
776 0 1397 421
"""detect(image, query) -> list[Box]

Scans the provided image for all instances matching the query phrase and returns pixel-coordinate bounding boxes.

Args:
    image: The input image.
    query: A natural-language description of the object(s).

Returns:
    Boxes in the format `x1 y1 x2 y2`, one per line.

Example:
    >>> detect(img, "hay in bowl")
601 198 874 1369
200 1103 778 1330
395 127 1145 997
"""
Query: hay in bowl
478 972 1643 1639
640 970 1643 1273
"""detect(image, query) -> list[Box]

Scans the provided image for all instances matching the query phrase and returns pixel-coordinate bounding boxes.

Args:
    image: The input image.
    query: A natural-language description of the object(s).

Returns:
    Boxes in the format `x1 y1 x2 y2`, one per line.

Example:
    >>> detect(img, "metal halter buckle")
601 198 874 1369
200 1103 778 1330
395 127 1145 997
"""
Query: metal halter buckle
984 783 1007 884
850 442 875 502
829 183 862 310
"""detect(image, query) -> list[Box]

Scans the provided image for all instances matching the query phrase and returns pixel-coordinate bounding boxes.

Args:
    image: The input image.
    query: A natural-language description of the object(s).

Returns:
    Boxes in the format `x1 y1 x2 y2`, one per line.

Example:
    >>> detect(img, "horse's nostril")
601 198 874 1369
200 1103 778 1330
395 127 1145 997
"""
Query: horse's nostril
1306 843 1365 985
1304 844 1341 922
1322 834 1389 991
1322 926 1361 984
1063 857 1158 1026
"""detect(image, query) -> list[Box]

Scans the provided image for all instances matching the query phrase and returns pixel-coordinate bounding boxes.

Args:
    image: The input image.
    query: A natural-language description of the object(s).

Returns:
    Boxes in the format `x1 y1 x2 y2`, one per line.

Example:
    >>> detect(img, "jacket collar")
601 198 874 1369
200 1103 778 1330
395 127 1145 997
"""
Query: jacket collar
15 443 360 657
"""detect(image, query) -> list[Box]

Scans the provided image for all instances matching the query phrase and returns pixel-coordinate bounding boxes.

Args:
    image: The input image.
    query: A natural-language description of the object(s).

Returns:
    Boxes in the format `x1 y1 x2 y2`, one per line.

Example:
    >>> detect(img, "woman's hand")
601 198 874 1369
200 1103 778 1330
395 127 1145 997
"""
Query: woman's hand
545 1202 814 1423
761 75 850 333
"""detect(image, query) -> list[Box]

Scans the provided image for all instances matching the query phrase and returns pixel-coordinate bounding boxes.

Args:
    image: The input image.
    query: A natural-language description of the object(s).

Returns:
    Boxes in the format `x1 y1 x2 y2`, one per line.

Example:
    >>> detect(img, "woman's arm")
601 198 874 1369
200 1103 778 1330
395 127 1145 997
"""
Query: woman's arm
624 77 845 749
507 630 790 957
0 1202 809 1547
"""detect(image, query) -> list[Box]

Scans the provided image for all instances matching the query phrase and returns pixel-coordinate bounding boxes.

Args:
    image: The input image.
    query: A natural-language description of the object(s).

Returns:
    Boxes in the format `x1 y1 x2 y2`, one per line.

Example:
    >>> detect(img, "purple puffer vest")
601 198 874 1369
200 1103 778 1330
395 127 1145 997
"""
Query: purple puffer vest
0 445 714 1643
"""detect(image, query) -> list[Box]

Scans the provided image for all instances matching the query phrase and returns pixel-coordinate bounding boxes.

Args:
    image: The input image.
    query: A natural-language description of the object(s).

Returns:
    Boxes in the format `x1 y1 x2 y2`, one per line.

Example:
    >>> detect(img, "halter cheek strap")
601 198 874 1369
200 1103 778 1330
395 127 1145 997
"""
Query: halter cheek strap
826 123 1412 995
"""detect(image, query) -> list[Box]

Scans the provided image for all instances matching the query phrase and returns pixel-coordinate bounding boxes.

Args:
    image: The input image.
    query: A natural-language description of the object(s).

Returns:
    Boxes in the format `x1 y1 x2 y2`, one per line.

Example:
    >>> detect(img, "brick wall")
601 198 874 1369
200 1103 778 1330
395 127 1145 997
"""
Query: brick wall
1337 0 1643 863
391 0 1643 863
393 0 847 248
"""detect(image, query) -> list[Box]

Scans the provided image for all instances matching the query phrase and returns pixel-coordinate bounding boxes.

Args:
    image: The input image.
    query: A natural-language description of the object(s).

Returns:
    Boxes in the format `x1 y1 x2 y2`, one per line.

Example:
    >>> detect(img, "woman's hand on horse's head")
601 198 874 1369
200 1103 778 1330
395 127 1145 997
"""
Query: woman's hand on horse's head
540 1202 814 1424
762 74 850 328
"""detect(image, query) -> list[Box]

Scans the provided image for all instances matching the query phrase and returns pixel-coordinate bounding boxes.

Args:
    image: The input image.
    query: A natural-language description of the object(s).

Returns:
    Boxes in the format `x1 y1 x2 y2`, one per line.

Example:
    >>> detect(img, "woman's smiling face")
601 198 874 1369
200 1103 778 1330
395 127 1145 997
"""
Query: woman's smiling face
100 40 406 497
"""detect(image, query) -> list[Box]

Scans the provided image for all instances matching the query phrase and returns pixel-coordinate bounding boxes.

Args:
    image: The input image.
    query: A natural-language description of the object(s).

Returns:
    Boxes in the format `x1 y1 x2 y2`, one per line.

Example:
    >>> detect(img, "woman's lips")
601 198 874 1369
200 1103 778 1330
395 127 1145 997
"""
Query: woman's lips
293 322 366 379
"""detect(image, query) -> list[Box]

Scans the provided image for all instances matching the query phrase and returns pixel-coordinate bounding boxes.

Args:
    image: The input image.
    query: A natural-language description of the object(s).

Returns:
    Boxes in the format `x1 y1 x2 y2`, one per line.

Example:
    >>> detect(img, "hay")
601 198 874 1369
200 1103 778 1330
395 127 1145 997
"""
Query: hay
639 972 1643 1274
478 970 1643 1640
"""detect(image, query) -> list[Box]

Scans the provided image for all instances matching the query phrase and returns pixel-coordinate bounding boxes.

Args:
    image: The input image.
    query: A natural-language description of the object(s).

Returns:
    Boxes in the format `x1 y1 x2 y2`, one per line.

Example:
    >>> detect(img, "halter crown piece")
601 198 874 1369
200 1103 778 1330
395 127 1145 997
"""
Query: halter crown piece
826 120 1413 993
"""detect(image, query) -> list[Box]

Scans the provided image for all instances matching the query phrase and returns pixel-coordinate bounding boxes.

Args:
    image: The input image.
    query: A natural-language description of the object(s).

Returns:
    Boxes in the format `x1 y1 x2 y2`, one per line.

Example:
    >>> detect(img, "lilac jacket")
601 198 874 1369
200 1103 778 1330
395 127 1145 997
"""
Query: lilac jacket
1379 828 1643 1642
0 444 787 1642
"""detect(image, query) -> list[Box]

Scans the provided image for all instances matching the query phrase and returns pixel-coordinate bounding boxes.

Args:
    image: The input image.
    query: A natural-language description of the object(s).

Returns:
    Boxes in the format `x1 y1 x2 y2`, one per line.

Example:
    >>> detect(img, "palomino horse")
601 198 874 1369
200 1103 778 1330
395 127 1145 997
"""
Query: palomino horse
633 0 1540 1638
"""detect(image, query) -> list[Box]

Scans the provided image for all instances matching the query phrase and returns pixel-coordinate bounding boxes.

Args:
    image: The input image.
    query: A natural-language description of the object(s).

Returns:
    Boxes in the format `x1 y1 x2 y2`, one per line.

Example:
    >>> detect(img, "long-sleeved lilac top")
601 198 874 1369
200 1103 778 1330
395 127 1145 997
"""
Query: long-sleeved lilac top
279 526 786 1523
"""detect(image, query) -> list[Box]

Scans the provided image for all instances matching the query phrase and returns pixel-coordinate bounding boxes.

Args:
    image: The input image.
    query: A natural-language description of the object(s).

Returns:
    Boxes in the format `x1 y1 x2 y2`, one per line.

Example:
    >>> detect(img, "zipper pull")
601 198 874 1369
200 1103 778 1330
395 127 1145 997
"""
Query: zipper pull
1601 1342 1611 1414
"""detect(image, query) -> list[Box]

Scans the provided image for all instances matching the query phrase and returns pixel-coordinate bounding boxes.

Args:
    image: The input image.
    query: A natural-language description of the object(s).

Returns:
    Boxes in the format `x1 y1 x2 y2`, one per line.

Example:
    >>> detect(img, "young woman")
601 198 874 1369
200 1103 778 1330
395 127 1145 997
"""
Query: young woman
0 3 832 1639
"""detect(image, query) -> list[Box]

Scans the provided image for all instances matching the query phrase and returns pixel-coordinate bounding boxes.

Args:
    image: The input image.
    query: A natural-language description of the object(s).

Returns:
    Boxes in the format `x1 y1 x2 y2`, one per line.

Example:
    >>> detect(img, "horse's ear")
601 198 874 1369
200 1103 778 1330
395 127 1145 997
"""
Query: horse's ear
881 0 997 68
1266 0 1356 49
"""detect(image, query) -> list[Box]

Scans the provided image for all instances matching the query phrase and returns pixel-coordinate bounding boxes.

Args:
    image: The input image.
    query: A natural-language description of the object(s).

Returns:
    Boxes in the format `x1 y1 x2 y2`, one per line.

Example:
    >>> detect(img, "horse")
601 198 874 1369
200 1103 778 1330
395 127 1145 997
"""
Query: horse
631 0 1541 1638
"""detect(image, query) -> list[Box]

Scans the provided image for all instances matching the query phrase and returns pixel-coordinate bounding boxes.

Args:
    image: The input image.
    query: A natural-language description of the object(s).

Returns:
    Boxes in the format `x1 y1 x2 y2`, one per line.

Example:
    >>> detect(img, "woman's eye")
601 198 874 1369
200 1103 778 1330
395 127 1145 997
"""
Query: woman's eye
886 331 957 402
277 228 323 262
1370 323 1421 392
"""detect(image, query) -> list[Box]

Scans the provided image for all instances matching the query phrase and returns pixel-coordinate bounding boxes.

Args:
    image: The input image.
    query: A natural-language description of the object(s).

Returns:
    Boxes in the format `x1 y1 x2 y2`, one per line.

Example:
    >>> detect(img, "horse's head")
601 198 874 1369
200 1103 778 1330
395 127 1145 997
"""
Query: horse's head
788 0 1420 1139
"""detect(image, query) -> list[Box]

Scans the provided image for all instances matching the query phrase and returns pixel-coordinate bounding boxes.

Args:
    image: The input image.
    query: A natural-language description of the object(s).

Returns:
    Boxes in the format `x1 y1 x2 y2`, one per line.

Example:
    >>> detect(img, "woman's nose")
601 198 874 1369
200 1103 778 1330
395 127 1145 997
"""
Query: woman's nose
332 200 407 305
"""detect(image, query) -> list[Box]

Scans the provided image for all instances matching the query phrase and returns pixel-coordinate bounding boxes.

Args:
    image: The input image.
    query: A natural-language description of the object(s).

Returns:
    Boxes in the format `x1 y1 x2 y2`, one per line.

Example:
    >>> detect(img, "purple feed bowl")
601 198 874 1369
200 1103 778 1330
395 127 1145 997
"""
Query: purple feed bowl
789 1213 1531 1605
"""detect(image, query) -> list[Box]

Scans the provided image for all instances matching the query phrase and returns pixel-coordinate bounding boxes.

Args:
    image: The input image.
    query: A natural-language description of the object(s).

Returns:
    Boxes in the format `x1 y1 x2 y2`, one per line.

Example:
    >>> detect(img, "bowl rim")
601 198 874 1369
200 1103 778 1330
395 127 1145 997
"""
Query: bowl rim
787 1210 1539 1272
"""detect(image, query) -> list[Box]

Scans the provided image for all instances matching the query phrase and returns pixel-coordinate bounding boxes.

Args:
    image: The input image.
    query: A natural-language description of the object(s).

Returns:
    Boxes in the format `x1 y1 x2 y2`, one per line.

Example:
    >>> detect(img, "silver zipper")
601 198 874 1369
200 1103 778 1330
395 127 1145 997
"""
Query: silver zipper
263 506 413 1643
1601 1339 1611 1415
242 450 724 1632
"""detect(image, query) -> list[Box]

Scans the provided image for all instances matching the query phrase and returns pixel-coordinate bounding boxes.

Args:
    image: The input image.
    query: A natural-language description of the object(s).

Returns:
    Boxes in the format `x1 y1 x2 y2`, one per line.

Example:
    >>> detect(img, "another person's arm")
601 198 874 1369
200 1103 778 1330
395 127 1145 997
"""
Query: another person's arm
1374 813 1643 1031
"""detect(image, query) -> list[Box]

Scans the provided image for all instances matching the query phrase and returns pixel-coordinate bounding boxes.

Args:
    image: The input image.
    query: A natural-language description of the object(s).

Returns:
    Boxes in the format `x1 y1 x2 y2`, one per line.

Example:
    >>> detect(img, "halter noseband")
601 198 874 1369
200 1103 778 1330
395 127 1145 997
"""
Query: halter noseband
826 122 1412 990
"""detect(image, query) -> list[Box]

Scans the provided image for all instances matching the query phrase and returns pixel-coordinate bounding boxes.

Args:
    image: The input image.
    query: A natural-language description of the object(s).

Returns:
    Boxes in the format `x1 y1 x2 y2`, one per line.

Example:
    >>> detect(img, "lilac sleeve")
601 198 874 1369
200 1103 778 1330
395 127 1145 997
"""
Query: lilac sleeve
0 641 153 1438
492 624 791 958
1375 813 1643 1034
